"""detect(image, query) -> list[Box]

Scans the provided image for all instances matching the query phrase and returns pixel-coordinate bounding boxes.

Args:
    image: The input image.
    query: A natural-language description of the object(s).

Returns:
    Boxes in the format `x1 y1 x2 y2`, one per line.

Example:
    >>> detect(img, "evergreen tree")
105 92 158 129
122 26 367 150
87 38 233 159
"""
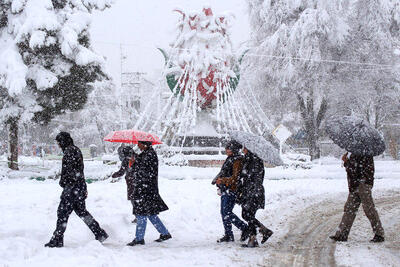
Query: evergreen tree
0 0 112 169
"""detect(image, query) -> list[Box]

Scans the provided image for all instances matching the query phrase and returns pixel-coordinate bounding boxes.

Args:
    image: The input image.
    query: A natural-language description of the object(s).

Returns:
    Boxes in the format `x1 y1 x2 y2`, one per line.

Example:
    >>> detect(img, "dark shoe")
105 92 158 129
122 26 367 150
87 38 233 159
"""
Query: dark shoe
217 235 234 243
240 227 251 242
329 235 348 242
95 231 109 243
242 235 259 248
370 235 384 243
260 228 273 244
155 233 172 242
44 235 63 248
127 239 145 246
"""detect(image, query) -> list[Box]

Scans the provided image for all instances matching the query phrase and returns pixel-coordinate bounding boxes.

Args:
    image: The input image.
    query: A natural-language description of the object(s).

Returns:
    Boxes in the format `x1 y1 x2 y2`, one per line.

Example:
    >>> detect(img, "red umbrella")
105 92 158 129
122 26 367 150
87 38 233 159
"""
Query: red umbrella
103 130 162 145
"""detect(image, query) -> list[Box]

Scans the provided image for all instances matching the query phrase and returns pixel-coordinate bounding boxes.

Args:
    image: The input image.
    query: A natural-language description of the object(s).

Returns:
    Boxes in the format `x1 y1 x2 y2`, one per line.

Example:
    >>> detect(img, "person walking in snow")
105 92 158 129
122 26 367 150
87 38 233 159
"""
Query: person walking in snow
330 152 384 242
45 132 108 248
111 146 137 223
212 140 248 243
237 147 273 247
127 141 171 246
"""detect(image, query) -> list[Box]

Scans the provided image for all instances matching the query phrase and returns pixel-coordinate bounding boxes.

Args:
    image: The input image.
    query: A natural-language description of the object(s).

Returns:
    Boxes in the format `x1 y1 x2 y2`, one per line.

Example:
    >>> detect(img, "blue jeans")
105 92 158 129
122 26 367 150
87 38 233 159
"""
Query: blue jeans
221 192 247 237
135 215 169 241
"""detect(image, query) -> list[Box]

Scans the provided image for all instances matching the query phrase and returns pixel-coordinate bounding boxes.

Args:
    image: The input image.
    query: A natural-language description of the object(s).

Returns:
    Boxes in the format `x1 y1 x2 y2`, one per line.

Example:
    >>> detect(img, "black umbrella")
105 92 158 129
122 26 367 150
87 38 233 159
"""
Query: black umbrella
325 116 385 156
229 131 283 166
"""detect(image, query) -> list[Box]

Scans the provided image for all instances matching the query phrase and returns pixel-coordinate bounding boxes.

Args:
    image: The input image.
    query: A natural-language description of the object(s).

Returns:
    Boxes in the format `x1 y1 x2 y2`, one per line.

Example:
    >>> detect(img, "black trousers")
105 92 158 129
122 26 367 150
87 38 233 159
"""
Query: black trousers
241 202 264 236
53 188 105 238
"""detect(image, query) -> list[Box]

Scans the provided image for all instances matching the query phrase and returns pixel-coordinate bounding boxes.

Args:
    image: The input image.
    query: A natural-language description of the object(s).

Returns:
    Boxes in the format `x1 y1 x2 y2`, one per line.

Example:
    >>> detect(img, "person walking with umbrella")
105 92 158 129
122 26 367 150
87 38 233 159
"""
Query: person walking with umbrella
237 146 274 247
326 116 385 242
329 152 385 242
228 131 282 247
45 132 108 248
212 140 248 243
111 146 137 223
127 141 172 246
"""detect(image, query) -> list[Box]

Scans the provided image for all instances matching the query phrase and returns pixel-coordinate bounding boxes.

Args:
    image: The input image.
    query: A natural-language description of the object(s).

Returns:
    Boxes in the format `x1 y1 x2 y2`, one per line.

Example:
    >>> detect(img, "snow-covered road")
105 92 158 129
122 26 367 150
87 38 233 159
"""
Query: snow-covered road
1 159 399 266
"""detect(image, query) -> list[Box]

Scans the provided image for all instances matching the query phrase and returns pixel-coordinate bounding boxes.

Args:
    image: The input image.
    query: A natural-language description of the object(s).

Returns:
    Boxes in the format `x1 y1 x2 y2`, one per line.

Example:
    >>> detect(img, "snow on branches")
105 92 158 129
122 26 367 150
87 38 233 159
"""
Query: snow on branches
165 6 238 110
0 0 112 124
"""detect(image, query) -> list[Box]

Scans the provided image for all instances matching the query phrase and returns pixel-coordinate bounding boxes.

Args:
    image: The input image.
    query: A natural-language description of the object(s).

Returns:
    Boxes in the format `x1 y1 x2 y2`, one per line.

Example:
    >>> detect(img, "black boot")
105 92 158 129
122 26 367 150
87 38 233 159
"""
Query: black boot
155 233 172 242
217 235 234 243
260 227 273 244
95 229 109 243
242 235 259 248
44 235 63 248
329 234 348 242
370 234 384 243
127 239 145 246
240 227 251 242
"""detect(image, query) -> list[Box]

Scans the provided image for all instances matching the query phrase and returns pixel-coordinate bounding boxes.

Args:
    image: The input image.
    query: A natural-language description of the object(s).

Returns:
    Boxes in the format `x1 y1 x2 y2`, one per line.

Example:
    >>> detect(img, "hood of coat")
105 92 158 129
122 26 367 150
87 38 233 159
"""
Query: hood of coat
55 132 74 151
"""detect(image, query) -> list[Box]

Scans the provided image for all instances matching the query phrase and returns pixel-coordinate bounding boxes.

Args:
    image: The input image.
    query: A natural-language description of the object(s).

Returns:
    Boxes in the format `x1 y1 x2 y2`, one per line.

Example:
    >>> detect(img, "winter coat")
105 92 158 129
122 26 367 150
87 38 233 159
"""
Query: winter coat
237 152 265 210
131 146 168 215
56 132 87 197
343 153 375 192
112 157 135 200
214 154 243 193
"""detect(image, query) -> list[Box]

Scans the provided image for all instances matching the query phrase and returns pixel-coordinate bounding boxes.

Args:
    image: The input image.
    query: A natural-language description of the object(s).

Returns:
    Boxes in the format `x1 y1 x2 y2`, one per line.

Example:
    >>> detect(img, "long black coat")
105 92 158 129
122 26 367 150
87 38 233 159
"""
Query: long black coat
131 147 168 215
57 133 87 200
237 152 265 210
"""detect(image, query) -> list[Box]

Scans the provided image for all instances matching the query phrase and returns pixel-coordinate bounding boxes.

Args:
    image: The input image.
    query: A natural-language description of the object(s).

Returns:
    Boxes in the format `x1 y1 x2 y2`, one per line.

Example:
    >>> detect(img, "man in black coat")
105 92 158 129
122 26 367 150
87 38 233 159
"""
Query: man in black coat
330 152 384 242
45 132 108 248
112 146 136 201
127 141 171 246
112 146 137 223
238 148 273 247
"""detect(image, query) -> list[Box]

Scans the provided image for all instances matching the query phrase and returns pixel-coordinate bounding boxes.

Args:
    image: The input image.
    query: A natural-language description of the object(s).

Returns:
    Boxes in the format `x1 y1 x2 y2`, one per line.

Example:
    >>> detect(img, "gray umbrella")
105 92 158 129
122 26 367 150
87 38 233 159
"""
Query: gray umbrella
230 131 283 166
325 116 385 156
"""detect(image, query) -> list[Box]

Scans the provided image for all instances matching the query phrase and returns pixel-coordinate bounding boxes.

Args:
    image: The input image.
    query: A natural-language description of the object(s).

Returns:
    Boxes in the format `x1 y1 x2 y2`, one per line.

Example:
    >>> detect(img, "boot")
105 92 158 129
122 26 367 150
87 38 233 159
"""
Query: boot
242 235 259 248
370 234 384 243
329 233 348 242
44 235 64 248
217 235 234 243
240 227 251 242
127 239 145 246
95 230 109 243
259 227 273 244
155 233 172 242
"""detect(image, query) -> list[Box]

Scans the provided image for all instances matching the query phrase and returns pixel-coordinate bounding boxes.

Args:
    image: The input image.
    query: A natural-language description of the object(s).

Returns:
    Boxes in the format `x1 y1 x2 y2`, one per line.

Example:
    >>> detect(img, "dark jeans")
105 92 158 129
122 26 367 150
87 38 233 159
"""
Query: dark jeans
242 202 263 236
220 192 247 237
53 188 105 238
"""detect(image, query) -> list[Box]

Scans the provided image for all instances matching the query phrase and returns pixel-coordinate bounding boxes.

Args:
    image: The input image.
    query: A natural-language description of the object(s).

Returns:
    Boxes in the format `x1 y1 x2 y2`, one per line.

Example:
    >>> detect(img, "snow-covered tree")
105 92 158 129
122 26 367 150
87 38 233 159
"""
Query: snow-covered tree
57 80 121 153
331 0 400 130
0 0 112 169
245 0 349 159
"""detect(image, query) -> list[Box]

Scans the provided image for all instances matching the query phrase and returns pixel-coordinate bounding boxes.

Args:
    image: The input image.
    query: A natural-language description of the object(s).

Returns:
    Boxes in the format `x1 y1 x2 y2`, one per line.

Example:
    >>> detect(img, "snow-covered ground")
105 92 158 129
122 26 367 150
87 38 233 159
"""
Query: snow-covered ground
1 157 399 266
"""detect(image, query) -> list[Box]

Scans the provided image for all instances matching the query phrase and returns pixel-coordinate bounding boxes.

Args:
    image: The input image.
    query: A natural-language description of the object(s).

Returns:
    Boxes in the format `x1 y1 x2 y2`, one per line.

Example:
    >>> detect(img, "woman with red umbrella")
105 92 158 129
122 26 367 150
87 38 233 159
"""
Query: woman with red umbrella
127 141 172 246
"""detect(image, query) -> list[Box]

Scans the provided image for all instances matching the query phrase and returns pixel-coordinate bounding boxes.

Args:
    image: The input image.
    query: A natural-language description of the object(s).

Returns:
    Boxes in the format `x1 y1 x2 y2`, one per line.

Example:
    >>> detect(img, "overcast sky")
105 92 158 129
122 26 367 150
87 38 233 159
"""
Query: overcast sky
90 0 250 86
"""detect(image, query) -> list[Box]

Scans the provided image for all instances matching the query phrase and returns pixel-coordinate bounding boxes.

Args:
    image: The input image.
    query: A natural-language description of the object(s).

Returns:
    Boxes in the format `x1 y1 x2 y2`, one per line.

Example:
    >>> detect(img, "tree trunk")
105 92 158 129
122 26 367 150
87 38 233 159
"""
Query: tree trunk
297 91 328 161
7 117 19 170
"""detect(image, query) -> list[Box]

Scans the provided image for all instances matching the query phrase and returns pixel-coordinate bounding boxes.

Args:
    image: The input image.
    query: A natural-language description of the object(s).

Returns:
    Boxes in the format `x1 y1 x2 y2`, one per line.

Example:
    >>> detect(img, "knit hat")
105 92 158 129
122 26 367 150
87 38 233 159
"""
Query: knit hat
225 140 242 153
